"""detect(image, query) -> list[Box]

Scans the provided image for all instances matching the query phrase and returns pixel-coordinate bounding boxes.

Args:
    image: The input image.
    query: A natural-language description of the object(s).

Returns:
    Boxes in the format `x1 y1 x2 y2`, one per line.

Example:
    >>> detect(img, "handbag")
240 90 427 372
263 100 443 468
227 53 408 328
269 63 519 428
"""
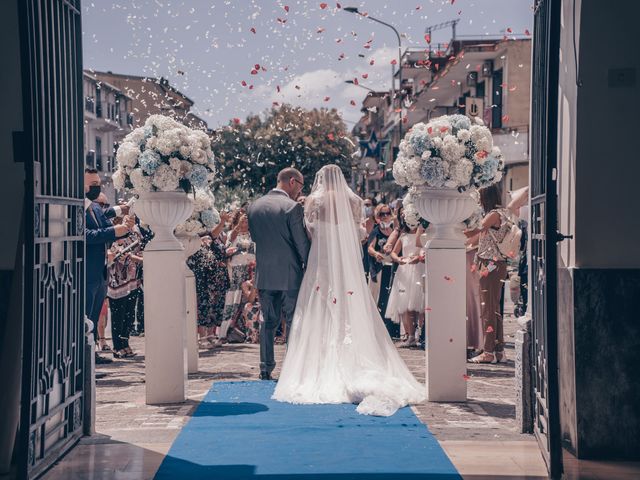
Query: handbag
489 211 522 260
226 327 246 344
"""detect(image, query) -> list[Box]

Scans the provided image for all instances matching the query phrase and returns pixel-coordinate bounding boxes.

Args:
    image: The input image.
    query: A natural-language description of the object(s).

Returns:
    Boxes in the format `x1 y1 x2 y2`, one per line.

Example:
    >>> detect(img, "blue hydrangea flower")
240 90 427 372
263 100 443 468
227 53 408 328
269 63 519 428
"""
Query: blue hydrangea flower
200 209 220 228
408 132 433 157
186 164 210 189
477 156 501 186
421 157 446 187
449 114 471 132
139 149 161 175
143 125 153 139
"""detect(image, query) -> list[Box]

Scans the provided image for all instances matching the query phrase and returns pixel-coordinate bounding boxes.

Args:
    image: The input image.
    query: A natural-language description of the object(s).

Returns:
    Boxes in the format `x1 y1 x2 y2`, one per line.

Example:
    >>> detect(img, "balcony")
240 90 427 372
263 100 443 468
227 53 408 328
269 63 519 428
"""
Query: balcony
90 104 119 132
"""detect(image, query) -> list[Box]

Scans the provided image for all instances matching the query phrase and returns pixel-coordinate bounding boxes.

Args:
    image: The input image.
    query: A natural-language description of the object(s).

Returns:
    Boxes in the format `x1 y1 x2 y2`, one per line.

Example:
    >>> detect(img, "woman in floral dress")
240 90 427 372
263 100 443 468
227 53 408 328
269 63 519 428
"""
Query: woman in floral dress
187 215 231 346
218 210 256 343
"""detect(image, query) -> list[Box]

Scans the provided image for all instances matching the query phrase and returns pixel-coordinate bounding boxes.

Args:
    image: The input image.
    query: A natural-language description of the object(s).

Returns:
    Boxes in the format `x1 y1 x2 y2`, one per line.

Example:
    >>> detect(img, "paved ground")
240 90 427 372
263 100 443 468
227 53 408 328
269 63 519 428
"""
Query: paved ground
43 310 549 479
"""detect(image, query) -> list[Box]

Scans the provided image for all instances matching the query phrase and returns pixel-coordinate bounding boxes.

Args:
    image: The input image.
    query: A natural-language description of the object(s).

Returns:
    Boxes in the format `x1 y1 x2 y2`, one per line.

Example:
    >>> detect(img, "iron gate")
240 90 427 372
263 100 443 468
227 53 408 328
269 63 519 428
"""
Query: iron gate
18 0 86 477
530 0 562 477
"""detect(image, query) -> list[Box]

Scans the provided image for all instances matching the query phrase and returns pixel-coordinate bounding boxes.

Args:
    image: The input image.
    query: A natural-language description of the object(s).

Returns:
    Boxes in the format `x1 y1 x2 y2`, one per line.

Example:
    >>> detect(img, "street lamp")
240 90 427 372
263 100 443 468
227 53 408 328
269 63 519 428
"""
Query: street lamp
343 6 403 139
344 79 375 92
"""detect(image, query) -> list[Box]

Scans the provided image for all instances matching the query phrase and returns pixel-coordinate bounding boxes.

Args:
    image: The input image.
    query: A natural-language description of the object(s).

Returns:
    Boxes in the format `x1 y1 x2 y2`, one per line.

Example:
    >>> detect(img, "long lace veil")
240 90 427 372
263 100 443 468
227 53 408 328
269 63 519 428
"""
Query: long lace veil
304 164 365 245
274 164 426 416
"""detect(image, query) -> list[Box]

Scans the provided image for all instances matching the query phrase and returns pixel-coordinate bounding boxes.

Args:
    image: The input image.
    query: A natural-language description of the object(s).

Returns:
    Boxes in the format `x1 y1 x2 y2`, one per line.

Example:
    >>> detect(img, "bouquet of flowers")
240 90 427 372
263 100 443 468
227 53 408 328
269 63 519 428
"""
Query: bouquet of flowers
393 115 504 191
175 188 221 236
112 115 216 194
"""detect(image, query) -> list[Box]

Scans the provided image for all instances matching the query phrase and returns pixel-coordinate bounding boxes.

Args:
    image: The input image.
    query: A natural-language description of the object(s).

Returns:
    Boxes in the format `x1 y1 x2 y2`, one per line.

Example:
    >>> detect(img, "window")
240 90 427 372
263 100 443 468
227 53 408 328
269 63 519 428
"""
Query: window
95 137 102 171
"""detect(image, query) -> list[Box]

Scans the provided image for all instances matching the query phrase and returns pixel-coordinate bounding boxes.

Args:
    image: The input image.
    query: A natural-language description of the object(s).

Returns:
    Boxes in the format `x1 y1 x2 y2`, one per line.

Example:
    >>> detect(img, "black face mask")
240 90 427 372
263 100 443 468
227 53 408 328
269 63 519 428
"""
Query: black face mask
86 185 101 201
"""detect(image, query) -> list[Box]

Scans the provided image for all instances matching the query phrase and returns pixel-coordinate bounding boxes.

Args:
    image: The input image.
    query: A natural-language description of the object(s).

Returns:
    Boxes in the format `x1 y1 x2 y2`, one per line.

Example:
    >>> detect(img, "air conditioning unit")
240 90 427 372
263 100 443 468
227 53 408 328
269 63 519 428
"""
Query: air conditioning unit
466 71 478 87
482 60 493 78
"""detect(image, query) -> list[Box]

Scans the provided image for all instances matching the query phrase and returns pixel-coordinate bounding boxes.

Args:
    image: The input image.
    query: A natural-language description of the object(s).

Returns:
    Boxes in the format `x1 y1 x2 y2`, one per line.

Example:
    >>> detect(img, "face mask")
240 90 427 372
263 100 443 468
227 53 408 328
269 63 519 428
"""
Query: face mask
86 185 101 201
381 221 393 230
364 206 373 217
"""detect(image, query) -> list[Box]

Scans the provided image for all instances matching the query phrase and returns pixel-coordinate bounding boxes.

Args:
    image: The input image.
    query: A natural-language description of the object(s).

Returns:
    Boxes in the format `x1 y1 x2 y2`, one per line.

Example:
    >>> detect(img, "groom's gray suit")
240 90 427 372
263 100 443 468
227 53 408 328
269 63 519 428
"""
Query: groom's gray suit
247 189 311 376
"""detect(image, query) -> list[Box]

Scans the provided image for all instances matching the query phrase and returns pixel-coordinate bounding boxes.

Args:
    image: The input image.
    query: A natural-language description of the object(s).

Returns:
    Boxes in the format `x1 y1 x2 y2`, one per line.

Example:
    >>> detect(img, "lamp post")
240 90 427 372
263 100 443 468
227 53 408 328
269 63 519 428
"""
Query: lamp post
344 79 376 92
344 7 403 139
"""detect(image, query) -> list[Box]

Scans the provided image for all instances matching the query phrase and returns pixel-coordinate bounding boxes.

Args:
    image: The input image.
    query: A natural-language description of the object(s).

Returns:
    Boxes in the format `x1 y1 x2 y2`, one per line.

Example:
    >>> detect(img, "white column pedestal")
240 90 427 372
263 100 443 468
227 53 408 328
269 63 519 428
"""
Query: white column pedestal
185 272 199 374
425 246 467 402
144 250 188 404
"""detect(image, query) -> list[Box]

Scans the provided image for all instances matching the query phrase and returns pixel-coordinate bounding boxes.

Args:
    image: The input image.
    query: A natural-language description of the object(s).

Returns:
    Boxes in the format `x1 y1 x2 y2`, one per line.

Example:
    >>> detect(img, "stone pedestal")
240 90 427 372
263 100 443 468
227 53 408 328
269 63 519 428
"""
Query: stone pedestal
515 314 533 433
143 250 188 404
424 247 467 402
414 187 475 402
185 272 199 374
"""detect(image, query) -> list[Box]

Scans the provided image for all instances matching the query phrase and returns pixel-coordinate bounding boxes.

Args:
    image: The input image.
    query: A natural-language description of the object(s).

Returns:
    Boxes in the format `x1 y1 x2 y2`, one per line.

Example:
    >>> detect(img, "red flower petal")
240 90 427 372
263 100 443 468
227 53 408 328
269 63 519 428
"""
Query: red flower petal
320 2 328 9
250 27 256 34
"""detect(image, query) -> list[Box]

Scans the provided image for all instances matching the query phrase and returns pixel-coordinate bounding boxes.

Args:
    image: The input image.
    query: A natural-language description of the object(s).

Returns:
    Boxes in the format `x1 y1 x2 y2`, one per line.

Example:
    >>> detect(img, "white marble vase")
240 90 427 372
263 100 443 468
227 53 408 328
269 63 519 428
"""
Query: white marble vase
414 187 476 402
132 190 194 404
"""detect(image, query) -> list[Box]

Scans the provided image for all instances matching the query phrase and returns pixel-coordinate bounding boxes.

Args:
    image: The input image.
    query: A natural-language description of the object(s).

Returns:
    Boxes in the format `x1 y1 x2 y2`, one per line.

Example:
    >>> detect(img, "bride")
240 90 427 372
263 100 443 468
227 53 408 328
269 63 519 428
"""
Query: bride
272 165 426 416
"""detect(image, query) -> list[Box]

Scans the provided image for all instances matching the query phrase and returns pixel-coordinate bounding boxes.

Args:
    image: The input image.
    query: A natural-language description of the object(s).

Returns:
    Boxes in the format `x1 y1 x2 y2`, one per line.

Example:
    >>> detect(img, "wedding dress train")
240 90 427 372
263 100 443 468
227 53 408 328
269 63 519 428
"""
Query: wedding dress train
272 165 426 416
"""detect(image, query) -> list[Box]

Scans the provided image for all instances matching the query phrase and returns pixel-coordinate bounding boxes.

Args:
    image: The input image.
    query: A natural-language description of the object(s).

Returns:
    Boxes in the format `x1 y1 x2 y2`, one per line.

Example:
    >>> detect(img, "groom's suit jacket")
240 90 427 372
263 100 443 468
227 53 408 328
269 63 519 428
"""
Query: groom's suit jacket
247 190 311 291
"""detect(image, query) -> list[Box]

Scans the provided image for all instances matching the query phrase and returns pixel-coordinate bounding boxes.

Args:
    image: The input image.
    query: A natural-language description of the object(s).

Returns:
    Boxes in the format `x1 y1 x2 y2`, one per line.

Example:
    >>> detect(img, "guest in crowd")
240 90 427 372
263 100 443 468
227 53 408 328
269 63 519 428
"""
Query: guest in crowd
187 213 231 348
386 208 425 348
240 266 262 344
465 231 483 358
362 197 375 280
84 168 133 365
467 184 510 364
107 215 143 359
218 210 256 344
130 216 153 336
367 204 398 338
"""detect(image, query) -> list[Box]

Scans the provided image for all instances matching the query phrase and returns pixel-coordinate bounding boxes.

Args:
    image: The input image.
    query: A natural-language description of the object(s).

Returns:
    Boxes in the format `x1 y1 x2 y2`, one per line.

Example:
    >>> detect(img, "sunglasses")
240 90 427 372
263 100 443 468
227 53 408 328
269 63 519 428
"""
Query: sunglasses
292 178 304 187
379 211 392 217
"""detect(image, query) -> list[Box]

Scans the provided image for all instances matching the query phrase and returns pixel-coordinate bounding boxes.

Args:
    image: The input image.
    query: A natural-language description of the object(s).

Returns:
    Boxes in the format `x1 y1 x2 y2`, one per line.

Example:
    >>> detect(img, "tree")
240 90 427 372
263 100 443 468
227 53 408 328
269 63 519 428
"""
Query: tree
212 105 357 196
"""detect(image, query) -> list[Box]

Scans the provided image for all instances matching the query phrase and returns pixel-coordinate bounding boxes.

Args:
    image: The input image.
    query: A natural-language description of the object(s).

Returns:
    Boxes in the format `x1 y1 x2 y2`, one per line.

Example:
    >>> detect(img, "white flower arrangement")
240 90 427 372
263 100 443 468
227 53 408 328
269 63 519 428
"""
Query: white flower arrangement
393 114 504 191
402 189 422 229
114 114 216 194
175 188 221 236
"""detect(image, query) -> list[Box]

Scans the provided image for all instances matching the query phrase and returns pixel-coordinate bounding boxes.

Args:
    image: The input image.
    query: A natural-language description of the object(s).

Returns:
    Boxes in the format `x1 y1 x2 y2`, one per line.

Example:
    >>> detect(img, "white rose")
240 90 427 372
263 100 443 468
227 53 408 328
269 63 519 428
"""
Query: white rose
191 148 208 164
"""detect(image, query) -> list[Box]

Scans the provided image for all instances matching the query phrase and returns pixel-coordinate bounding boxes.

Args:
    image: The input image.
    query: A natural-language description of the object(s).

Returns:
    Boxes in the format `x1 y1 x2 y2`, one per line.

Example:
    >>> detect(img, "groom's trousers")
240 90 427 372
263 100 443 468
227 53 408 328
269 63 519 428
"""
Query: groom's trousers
259 289 299 375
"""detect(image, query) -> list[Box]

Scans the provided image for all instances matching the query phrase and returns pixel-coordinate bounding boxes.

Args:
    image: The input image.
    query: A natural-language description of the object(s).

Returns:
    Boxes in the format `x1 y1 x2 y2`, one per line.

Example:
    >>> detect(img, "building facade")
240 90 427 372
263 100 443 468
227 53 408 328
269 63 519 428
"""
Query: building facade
353 38 532 201
83 71 211 202
83 71 133 203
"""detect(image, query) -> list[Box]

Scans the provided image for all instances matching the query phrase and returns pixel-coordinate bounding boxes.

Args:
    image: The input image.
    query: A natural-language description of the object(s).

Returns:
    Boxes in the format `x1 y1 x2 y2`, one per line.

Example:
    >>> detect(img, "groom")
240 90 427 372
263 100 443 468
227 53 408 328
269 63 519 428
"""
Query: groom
247 168 311 380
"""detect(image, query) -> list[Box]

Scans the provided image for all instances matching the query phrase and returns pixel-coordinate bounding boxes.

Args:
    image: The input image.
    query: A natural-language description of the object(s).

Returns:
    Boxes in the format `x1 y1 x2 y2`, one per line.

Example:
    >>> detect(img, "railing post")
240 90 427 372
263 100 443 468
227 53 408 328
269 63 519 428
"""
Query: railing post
83 317 96 436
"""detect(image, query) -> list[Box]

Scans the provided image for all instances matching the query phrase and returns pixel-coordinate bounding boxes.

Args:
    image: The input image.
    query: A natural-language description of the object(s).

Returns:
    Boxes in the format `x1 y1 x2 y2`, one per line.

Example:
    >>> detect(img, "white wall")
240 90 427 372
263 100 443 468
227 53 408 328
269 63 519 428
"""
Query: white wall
558 0 640 268
0 0 25 270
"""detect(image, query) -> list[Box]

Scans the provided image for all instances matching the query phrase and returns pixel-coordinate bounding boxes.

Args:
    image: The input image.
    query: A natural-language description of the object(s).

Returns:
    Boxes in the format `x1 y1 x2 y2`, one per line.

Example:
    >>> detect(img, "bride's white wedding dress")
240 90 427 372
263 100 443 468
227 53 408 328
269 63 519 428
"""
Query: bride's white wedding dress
272 165 426 416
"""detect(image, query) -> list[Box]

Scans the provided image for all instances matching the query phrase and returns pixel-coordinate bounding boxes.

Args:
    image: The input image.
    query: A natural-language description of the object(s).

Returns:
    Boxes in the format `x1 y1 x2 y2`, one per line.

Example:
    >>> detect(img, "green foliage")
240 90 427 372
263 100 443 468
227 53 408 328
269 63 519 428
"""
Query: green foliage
212 104 357 197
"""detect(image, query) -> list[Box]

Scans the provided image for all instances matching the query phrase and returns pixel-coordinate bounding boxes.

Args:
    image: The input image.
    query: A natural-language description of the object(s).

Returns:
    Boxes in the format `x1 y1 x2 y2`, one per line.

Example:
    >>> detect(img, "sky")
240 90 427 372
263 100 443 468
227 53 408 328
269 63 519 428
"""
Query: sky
82 0 534 130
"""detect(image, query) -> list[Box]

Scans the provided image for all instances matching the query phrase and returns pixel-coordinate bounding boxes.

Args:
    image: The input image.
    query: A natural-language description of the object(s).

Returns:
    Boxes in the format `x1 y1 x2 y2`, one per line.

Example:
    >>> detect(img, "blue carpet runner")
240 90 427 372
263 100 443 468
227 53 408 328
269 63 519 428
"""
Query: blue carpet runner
154 381 461 479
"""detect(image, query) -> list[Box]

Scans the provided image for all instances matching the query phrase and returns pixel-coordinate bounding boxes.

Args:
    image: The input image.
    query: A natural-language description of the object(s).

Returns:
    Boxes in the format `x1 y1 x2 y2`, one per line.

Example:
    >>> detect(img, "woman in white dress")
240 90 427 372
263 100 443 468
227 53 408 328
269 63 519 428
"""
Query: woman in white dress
272 165 426 416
